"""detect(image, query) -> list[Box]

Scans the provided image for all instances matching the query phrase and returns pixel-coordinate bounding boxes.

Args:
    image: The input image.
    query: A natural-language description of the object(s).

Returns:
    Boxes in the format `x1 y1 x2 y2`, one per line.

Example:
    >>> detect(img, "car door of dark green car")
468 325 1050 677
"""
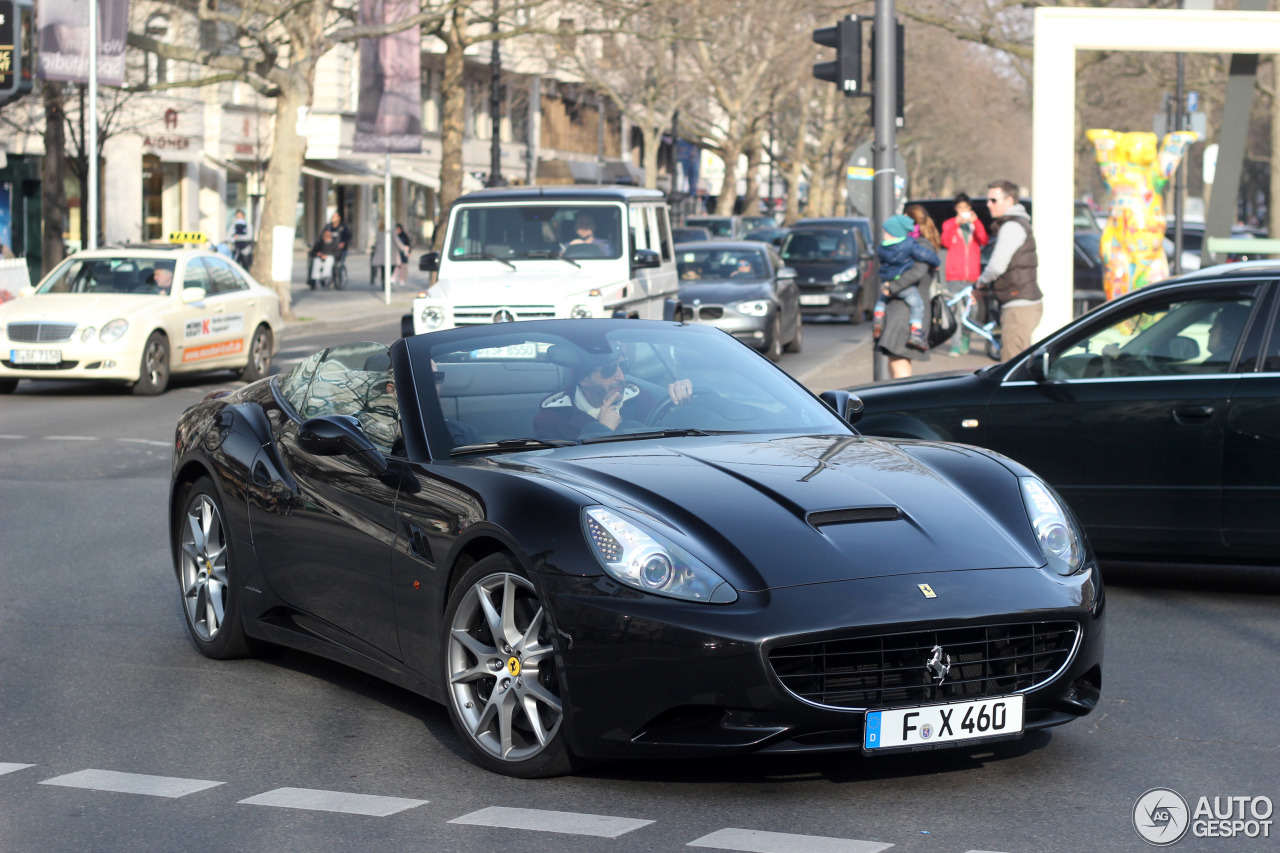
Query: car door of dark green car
978 282 1263 559
1223 281 1279 559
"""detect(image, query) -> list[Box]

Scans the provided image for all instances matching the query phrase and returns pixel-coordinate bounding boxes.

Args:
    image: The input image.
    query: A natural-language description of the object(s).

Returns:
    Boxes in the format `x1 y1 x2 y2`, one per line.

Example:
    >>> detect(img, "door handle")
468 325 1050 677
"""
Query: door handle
1171 405 1215 424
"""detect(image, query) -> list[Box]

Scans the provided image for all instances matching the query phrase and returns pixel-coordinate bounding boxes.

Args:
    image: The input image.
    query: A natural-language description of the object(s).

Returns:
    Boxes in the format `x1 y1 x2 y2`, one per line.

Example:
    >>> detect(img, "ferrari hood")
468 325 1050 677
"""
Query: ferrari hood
516 435 1043 591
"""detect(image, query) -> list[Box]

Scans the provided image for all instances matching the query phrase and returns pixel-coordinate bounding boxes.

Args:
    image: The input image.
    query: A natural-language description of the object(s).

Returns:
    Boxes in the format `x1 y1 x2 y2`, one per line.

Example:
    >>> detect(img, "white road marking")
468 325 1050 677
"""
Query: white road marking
689 828 894 853
44 435 99 441
115 438 171 447
239 786 427 816
450 806 653 838
0 434 27 440
39 769 224 798
0 763 35 776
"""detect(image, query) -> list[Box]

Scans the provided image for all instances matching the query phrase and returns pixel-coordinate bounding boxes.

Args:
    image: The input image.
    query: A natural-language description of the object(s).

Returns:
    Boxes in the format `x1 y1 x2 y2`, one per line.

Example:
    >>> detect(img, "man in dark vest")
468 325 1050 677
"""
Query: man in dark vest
977 180 1042 361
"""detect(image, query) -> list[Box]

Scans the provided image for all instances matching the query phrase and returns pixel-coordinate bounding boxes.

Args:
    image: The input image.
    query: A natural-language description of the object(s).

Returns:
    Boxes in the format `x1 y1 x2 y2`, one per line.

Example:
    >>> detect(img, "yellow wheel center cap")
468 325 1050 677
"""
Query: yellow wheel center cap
507 657 521 676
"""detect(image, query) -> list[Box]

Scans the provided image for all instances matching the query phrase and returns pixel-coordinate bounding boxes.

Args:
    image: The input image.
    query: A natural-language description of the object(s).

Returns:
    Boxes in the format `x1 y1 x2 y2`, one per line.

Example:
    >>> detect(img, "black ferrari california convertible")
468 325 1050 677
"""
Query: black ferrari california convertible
169 319 1104 777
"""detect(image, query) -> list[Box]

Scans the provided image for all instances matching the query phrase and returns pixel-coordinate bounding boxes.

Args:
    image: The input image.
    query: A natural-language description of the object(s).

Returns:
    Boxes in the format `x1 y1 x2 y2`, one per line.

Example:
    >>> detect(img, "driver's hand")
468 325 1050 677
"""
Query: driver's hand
667 379 693 405
597 389 624 429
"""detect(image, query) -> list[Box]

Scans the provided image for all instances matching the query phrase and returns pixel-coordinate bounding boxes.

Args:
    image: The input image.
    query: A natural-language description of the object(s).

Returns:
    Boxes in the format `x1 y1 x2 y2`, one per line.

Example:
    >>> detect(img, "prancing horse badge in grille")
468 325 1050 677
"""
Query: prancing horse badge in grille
926 645 951 686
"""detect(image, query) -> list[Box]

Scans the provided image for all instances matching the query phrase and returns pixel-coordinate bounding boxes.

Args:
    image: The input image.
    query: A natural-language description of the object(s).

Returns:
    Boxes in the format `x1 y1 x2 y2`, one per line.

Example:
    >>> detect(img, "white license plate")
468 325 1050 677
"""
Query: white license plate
10 349 62 365
864 694 1024 752
799 294 830 306
470 343 538 359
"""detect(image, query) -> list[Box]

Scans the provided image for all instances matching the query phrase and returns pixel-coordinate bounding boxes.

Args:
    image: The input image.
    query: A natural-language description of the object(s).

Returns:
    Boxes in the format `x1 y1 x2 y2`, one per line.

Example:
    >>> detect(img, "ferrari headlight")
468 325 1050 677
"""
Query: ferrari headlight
1020 477 1085 576
99 319 129 343
419 304 445 330
80 326 98 343
583 507 736 604
569 304 593 319
734 300 771 317
831 266 860 284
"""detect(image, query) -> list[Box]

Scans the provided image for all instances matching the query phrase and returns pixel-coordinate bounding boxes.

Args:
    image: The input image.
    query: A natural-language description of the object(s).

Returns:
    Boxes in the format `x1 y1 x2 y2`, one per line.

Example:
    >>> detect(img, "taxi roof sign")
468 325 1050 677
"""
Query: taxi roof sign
168 231 208 244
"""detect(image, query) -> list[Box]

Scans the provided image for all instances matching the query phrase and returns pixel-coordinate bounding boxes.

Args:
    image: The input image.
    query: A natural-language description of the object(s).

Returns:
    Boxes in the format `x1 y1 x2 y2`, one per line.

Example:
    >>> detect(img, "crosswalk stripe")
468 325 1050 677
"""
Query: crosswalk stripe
39 769 224 798
689 828 894 853
0 763 35 776
450 806 653 838
239 786 427 816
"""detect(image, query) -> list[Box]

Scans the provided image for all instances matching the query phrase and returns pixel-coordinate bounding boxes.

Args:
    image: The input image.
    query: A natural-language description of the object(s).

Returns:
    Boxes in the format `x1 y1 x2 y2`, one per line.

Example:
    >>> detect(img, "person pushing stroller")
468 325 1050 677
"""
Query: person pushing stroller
873 214 941 351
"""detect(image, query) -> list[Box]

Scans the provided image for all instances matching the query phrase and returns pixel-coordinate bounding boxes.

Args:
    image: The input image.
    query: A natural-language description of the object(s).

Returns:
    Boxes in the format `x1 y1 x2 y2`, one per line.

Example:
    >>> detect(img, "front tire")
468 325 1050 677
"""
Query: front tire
0 378 17 394
238 325 273 382
442 554 576 778
765 314 783 362
177 477 255 659
784 314 803 353
132 331 170 395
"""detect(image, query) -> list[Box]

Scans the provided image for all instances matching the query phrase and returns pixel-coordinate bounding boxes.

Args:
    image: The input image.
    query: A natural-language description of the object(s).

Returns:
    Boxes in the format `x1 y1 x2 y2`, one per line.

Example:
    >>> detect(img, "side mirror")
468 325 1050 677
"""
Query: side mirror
819 390 864 426
418 251 440 272
181 287 207 304
1027 347 1051 383
299 415 388 475
777 266 797 281
631 248 661 270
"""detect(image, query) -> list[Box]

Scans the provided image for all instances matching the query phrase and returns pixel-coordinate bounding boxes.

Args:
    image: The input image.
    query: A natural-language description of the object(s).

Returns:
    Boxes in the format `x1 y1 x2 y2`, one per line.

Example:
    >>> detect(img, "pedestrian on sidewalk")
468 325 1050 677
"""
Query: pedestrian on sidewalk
977 180 1041 362
874 214 939 379
940 193 989 356
394 224 412 287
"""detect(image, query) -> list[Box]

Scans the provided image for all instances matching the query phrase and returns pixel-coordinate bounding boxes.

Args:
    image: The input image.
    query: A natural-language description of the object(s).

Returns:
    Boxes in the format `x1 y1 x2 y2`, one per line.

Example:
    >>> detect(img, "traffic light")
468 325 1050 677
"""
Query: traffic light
812 16 862 97
0 0 34 109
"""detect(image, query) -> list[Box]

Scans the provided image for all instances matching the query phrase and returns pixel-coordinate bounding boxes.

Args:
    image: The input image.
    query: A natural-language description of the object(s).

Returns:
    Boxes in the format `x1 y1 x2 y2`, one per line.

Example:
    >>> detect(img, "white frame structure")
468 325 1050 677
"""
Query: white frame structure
1032 6 1280 340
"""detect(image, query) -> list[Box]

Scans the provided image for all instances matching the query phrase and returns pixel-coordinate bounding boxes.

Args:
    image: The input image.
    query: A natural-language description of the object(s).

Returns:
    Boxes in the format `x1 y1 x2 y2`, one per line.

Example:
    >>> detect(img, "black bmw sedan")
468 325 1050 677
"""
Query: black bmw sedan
675 240 802 361
170 320 1103 777
852 263 1280 565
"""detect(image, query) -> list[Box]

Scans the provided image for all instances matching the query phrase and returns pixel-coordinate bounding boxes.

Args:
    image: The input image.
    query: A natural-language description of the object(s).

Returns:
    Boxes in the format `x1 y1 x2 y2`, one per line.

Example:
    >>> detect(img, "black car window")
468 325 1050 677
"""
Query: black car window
780 230 854 263
278 350 324 412
301 342 401 455
1048 289 1257 380
184 259 213 293
205 257 249 295
677 248 768 282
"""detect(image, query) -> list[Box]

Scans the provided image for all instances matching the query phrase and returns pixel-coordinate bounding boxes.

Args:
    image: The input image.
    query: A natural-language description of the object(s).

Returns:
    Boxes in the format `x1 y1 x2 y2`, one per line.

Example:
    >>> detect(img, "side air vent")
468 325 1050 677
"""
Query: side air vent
807 507 900 527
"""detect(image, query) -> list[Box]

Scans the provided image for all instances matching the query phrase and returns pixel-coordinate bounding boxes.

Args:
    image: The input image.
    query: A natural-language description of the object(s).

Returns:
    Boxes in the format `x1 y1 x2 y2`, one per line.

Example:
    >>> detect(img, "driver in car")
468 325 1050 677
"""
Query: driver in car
534 349 692 440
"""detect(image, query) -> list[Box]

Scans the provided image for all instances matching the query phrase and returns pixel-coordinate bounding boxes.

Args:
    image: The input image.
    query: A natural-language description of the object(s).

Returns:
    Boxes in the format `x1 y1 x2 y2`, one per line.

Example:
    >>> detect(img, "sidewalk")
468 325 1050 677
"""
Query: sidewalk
799 335 996 392
281 249 419 338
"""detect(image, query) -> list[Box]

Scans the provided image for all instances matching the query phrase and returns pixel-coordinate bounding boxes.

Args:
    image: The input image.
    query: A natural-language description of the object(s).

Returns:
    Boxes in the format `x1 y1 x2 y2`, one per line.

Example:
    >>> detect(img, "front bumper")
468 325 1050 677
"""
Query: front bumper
798 284 859 316
542 565 1104 760
1 338 144 382
679 310 771 350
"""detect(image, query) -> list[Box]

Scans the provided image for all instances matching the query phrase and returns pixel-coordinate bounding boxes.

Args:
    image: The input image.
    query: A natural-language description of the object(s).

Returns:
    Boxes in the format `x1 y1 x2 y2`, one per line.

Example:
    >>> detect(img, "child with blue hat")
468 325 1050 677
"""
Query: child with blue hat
874 213 940 350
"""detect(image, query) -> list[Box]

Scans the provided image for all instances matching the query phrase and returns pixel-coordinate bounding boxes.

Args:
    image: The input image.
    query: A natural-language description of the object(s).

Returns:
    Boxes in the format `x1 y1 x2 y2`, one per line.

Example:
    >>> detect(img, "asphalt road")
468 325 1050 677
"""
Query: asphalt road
1 320 1276 853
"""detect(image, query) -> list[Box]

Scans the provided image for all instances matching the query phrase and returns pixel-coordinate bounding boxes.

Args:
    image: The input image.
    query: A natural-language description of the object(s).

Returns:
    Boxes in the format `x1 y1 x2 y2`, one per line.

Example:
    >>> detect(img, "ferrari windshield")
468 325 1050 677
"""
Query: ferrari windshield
36 257 178 295
446 204 624 261
417 321 850 455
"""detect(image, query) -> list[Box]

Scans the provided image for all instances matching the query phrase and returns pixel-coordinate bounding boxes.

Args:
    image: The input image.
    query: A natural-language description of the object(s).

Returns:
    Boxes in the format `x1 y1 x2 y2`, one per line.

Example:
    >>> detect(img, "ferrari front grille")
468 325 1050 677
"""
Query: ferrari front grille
770 621 1079 710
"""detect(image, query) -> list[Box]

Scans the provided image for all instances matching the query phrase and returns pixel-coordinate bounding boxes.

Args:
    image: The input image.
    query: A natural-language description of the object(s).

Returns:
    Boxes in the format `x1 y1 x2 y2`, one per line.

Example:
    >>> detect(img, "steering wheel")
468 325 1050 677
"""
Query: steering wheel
647 390 724 426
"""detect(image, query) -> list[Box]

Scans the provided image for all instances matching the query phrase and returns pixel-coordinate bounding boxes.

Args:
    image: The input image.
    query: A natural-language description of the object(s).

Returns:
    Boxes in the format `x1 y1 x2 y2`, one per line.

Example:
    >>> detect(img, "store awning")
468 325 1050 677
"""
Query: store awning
388 158 440 190
204 153 247 175
302 159 384 185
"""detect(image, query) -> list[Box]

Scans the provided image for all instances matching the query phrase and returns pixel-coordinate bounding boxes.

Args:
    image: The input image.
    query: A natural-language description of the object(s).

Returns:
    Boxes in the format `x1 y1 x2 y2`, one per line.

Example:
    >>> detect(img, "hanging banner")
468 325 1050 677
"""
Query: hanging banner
353 0 422 154
37 0 128 86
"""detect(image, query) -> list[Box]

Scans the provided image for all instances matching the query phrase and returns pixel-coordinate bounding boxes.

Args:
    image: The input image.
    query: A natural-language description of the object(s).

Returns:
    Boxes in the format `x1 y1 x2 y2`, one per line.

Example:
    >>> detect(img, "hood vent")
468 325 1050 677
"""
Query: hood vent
808 506 900 527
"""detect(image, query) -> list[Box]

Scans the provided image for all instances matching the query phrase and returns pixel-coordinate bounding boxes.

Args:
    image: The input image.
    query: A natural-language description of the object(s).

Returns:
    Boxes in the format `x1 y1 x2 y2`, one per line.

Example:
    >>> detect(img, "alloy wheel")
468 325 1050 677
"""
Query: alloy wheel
144 337 168 388
180 494 229 642
447 572 563 763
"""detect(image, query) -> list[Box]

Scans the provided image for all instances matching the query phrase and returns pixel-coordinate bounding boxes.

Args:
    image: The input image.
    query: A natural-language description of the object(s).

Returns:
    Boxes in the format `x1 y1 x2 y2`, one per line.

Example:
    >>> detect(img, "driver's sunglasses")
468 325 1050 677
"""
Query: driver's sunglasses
593 358 628 377
432 370 446 383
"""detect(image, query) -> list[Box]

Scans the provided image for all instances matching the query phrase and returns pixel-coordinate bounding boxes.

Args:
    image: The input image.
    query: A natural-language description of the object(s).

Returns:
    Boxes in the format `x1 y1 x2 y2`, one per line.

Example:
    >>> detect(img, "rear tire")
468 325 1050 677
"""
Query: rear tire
131 331 170 395
176 477 255 659
0 379 17 394
765 315 783 362
238 325 273 382
442 554 577 778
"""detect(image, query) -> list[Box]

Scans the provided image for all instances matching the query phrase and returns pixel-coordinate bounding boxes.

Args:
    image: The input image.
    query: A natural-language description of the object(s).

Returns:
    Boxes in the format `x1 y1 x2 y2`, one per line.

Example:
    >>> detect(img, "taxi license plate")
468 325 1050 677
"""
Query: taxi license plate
864 695 1024 753
799 294 830 306
10 349 62 365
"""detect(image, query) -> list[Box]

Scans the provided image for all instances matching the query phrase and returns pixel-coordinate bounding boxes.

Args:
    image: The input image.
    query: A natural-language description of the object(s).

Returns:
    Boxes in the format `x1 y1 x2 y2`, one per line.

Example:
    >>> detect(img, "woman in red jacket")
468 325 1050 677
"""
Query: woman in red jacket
940 193 989 355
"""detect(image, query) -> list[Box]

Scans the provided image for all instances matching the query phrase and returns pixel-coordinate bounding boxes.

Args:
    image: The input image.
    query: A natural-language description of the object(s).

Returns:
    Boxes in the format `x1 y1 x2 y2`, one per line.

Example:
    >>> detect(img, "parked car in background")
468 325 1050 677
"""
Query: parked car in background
740 215 778 231
743 227 789 247
1166 224 1260 272
169 319 1103 777
850 262 1280 564
0 247 281 395
684 216 743 239
794 216 875 260
675 240 801 360
779 224 875 323
672 226 713 243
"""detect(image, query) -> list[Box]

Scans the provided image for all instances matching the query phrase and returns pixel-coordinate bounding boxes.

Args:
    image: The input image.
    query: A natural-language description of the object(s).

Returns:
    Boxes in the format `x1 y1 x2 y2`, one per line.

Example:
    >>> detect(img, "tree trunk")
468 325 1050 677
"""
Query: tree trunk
252 77 313 320
41 83 68 276
715 137 741 215
436 20 468 250
741 138 762 215
641 125 662 190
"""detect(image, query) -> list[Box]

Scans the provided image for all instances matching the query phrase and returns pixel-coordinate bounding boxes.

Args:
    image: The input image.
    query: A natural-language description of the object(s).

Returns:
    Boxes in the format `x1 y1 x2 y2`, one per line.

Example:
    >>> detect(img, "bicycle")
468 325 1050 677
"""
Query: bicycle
944 284 1002 361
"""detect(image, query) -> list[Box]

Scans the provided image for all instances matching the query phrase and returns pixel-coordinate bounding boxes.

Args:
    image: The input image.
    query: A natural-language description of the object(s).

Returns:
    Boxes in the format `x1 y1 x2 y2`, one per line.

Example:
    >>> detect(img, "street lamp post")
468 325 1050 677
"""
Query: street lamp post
487 0 502 187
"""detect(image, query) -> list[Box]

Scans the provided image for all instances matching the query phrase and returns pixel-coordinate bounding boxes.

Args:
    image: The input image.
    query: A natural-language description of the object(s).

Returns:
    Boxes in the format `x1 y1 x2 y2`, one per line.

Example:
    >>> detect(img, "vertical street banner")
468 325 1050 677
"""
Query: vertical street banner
354 0 422 153
37 0 128 85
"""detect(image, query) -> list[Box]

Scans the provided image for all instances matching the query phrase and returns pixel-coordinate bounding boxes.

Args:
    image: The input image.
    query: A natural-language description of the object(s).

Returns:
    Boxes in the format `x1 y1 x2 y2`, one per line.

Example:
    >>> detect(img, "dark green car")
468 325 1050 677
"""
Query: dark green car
851 263 1280 564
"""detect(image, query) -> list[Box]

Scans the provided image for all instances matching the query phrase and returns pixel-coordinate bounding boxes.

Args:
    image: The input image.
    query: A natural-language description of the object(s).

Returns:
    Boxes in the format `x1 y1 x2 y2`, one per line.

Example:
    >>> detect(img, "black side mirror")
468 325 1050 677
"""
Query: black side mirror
299 415 388 475
1027 347 1051 383
418 251 440 272
819 390 864 426
632 248 661 270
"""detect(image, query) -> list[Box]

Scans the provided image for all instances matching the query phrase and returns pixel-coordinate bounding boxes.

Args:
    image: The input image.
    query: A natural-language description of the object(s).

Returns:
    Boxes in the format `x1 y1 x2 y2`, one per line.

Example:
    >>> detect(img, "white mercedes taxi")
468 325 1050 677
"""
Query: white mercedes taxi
0 247 282 395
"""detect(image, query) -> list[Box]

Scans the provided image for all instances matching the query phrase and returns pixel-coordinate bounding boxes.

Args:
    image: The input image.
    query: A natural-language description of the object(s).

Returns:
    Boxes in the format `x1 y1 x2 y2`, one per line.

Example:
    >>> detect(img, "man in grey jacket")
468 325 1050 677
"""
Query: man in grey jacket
977 180 1042 361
